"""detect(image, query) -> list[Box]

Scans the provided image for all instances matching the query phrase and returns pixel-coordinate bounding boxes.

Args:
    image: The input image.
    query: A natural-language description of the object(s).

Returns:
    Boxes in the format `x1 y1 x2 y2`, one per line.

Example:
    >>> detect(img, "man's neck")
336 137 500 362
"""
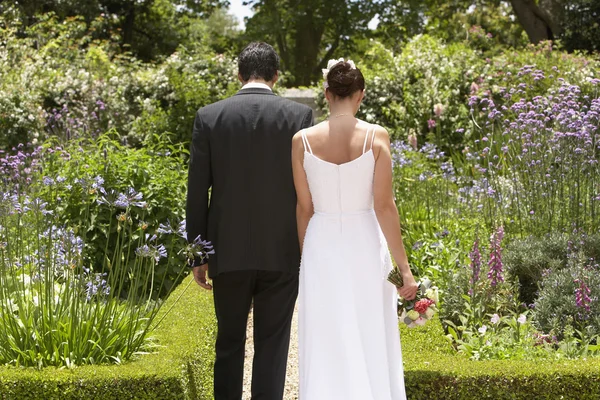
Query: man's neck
243 79 274 89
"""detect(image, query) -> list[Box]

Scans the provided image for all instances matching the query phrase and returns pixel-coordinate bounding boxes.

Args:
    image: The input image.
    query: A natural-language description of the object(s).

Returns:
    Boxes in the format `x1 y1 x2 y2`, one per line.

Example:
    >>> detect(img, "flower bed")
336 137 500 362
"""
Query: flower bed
1 276 598 399
0 276 216 399
402 320 600 399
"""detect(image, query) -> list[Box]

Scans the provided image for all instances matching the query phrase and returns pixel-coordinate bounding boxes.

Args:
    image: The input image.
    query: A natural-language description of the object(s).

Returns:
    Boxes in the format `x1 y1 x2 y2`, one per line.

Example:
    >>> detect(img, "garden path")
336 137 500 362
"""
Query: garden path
243 305 299 400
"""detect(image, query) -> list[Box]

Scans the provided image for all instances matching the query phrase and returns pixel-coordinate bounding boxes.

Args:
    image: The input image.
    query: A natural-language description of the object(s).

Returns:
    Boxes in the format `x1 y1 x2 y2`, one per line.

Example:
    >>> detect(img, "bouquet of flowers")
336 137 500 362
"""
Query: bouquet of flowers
388 268 439 327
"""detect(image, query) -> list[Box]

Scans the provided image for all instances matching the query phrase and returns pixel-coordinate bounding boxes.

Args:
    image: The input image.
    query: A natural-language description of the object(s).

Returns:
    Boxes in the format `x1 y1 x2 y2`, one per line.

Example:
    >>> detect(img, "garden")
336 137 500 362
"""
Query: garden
1 0 600 398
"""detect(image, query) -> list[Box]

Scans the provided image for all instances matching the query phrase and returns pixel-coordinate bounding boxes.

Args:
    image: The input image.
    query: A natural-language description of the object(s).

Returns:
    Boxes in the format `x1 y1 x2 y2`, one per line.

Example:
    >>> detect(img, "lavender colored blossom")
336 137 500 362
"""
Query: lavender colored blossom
574 278 592 313
487 226 504 287
115 188 147 209
469 236 482 294
135 243 167 263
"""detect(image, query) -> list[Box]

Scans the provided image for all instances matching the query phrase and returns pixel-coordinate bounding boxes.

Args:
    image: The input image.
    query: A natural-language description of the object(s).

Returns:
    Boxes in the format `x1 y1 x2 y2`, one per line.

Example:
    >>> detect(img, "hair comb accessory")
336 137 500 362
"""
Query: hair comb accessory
322 58 356 88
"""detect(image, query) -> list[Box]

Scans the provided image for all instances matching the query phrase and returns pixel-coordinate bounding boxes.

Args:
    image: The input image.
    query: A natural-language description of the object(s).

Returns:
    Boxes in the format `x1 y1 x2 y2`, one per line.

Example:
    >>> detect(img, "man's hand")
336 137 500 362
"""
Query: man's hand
192 264 212 290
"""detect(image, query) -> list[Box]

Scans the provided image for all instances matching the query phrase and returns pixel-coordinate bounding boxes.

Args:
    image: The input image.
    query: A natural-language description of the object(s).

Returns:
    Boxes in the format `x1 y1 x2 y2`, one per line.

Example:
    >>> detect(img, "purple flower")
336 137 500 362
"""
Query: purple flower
115 188 147 209
469 236 482 293
487 226 504 287
427 119 436 130
136 243 168 263
574 278 592 313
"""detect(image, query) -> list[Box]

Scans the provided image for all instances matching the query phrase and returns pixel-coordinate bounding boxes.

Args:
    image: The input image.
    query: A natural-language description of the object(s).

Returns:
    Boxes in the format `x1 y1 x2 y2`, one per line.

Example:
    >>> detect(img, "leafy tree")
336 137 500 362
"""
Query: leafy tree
2 0 227 60
243 0 381 86
375 0 599 54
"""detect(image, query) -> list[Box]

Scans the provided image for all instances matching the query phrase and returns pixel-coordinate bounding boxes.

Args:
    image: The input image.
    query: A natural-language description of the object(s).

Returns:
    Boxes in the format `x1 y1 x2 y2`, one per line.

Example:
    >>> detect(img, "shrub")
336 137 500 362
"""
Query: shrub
0 14 238 150
37 134 190 295
504 234 600 307
0 275 217 399
534 252 600 339
401 318 600 400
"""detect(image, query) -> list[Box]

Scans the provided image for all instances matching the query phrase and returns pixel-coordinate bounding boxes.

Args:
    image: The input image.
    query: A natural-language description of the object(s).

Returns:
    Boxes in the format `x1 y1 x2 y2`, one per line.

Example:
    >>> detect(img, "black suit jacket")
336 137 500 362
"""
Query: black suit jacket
186 87 314 278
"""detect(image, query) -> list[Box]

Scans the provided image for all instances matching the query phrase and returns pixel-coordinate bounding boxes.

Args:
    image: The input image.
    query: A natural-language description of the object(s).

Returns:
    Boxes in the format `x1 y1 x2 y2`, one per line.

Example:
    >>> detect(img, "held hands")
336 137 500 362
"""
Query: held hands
397 273 418 300
192 264 212 290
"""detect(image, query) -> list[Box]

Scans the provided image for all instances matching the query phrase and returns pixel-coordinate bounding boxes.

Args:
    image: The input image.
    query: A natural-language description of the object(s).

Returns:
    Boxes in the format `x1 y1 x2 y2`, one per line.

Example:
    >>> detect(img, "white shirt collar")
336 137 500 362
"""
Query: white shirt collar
241 82 273 91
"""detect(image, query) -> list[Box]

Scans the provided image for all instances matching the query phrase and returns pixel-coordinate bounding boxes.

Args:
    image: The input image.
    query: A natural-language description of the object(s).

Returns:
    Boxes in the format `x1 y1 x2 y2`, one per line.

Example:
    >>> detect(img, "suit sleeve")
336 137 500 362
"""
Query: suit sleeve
301 108 314 129
186 111 212 266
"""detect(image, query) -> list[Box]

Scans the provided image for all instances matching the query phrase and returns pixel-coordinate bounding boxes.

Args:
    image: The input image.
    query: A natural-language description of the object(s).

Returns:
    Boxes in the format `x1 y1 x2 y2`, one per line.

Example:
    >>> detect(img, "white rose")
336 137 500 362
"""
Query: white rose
425 308 435 319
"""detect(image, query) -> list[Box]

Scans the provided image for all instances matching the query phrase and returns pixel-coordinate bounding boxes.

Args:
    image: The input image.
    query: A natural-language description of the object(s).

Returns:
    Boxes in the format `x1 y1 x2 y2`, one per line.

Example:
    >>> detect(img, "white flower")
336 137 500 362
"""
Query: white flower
517 314 526 324
425 308 435 319
322 58 357 81
478 325 488 335
433 103 445 117
490 314 500 324
425 287 439 303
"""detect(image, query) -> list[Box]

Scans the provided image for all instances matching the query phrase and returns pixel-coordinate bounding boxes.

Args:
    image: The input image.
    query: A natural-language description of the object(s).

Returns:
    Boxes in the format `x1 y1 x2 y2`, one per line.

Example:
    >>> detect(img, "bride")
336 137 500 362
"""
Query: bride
291 59 418 399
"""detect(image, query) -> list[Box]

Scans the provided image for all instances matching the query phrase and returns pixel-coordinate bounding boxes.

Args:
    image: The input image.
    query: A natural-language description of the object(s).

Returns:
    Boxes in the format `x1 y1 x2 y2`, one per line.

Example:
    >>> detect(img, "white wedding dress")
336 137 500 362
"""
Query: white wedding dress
298 125 407 400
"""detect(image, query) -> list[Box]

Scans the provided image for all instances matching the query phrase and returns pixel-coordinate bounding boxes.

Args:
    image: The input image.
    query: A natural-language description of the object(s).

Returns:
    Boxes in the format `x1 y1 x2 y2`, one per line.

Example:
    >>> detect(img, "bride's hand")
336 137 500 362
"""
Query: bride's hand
397 275 418 300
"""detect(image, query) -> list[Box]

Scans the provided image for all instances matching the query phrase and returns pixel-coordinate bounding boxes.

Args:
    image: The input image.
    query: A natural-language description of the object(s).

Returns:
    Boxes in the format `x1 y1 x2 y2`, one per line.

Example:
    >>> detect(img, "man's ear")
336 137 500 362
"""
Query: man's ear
238 73 245 84
272 71 279 86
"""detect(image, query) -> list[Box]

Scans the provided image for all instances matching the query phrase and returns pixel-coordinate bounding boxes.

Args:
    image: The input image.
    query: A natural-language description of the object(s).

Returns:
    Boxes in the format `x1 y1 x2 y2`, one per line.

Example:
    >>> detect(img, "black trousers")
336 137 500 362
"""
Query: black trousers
212 270 298 400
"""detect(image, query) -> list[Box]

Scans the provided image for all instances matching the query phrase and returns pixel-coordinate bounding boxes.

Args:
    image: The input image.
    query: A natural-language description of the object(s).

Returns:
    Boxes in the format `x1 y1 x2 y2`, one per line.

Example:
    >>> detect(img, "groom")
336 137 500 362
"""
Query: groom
186 42 313 399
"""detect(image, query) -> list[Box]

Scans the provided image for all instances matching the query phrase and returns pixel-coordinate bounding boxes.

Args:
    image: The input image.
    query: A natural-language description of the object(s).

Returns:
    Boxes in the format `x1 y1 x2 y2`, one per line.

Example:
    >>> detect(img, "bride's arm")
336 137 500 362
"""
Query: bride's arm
372 126 418 300
292 132 314 252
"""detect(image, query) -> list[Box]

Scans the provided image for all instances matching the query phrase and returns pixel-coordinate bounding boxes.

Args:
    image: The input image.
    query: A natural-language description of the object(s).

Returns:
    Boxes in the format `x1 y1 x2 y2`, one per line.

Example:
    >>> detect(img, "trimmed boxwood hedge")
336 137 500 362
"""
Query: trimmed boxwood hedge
401 321 600 399
1 275 599 399
0 276 217 399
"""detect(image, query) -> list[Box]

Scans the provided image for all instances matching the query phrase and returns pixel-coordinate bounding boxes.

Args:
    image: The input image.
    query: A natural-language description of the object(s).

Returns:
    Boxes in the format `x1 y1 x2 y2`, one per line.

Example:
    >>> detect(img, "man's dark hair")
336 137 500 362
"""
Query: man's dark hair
238 42 280 82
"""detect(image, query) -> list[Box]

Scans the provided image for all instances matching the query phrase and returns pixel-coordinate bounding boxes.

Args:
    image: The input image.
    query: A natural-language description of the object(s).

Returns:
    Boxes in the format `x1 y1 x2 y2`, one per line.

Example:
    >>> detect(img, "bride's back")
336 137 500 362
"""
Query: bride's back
302 119 374 166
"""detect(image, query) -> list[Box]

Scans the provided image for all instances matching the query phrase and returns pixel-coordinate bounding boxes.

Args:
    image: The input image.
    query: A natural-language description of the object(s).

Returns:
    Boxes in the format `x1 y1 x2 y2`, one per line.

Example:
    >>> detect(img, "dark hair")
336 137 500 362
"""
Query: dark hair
326 62 365 98
238 42 280 82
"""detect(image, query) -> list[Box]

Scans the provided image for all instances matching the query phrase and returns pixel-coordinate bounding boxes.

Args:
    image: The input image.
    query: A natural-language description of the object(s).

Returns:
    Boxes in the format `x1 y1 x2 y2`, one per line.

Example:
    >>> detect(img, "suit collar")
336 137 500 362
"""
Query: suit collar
234 88 277 96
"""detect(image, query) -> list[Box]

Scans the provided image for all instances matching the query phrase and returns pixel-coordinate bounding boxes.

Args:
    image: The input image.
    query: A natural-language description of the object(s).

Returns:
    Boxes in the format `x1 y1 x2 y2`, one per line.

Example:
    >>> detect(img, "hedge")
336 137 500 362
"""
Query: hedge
1 275 599 399
401 320 600 399
0 275 216 399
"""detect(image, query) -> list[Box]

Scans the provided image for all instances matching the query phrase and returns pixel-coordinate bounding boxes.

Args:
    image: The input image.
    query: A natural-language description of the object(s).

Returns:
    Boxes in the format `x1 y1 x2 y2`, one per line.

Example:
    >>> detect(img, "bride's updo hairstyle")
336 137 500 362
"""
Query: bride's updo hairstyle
326 62 365 98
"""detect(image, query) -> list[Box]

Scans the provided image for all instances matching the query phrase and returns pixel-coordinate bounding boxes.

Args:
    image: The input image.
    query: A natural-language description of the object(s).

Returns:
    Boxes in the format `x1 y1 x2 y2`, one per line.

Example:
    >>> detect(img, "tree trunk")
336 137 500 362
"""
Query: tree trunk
122 5 136 47
293 8 324 86
509 0 559 43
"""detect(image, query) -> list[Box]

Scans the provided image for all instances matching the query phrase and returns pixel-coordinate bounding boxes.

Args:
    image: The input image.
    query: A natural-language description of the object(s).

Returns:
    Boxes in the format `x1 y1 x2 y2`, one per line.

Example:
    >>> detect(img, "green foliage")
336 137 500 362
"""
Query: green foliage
375 0 527 54
0 14 238 149
244 0 380 86
534 252 600 339
402 318 600 399
38 134 190 295
1 282 597 399
2 0 228 61
0 275 216 398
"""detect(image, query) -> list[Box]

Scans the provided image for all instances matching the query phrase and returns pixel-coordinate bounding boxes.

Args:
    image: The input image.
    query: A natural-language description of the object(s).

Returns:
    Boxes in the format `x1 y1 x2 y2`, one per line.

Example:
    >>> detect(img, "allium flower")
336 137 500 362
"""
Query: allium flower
157 220 175 235
182 234 215 265
85 272 110 301
135 243 167 263
487 226 505 287
115 188 146 209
